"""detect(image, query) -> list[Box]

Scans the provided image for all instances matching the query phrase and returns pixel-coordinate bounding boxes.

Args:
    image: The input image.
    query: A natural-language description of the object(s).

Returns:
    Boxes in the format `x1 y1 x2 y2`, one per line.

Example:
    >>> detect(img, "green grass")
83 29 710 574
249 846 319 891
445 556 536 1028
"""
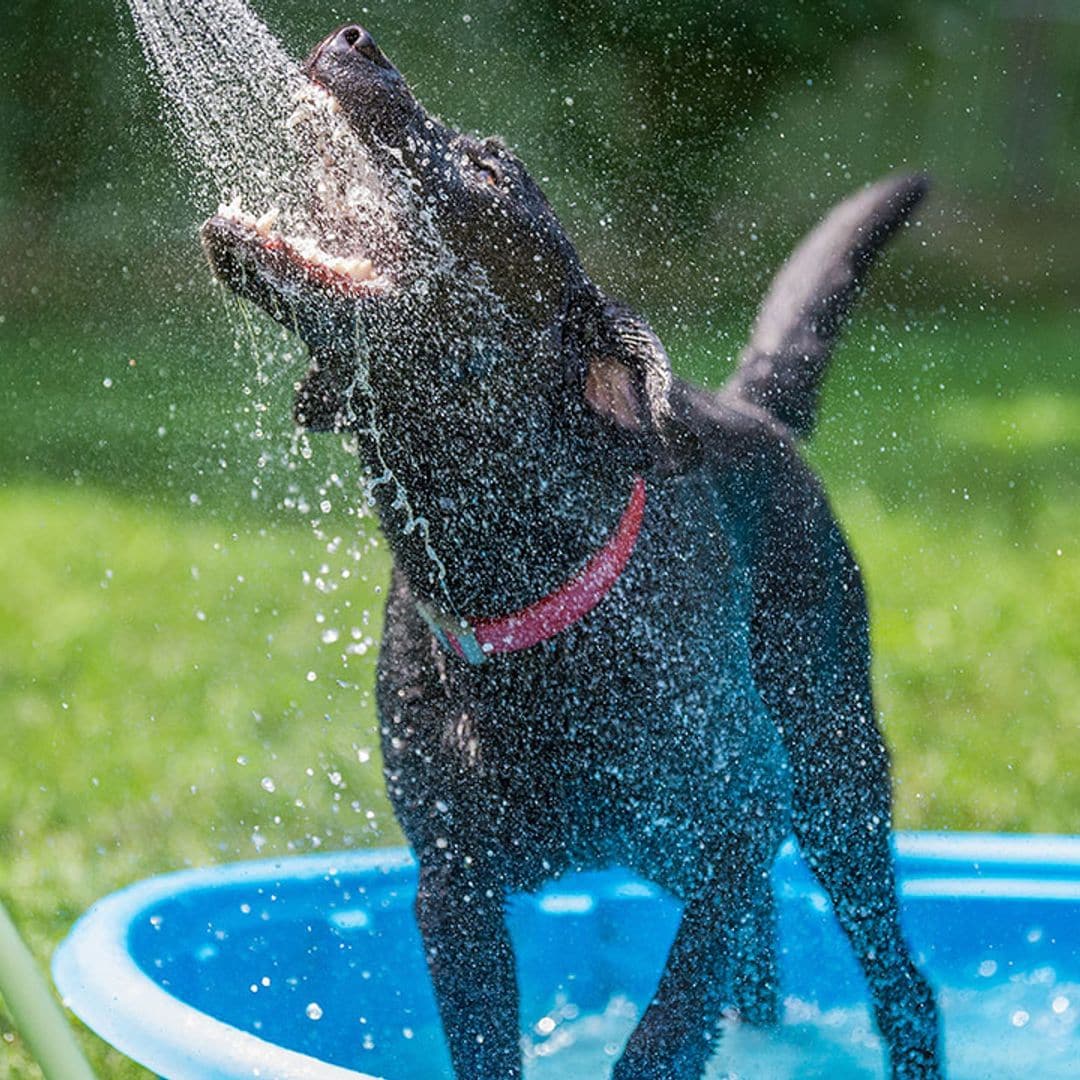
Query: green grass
0 484 395 1077
0 299 1077 1075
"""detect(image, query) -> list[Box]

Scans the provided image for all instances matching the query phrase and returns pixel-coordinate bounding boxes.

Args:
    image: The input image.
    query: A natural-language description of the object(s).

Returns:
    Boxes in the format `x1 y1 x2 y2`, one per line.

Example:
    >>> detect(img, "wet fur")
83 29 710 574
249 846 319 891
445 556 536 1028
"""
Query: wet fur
203 24 941 1079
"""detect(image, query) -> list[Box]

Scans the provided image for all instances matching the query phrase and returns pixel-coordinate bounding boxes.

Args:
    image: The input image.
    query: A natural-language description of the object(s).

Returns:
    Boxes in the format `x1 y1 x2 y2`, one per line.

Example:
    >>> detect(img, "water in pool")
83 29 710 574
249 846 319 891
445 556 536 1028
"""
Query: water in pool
322 979 1077 1078
518 978 1079 1079
257 975 1077 1077
103 831 1079 1080
137 872 1076 1079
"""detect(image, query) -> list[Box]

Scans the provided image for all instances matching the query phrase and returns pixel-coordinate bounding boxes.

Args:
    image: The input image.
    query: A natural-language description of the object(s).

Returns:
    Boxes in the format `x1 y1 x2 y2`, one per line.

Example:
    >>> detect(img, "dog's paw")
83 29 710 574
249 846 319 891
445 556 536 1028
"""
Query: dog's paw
891 1048 943 1080
611 1058 678 1080
878 964 943 1079
611 1020 715 1080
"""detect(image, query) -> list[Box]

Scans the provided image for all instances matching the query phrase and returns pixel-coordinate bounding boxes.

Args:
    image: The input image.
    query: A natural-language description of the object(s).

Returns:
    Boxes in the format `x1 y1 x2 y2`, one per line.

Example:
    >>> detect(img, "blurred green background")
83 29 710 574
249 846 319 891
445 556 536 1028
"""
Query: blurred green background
2 0 1078 1074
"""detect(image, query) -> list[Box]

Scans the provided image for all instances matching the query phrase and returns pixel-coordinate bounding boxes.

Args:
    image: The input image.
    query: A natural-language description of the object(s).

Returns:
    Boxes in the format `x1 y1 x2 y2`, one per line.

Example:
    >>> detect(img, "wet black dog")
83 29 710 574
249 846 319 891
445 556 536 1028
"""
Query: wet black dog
203 23 941 1079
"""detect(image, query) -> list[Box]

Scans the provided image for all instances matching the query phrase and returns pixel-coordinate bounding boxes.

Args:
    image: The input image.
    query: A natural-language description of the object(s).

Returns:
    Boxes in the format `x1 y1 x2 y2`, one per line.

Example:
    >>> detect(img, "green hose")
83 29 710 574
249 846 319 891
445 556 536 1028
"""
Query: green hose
0 898 97 1080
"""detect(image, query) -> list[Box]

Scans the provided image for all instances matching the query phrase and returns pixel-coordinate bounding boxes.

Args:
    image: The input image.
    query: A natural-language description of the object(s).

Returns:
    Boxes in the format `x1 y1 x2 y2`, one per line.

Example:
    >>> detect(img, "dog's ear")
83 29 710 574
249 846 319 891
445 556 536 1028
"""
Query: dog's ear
582 301 701 475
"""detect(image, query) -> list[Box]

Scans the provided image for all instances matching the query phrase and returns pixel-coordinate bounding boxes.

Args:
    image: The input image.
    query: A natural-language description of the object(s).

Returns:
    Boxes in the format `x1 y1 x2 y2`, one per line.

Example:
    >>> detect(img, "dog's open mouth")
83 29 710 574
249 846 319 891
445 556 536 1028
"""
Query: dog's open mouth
203 78 403 308
212 198 385 295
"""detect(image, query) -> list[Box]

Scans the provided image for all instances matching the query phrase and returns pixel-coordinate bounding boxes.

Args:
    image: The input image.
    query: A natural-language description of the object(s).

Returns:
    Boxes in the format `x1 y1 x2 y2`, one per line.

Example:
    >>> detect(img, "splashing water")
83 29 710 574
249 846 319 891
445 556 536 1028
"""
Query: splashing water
126 0 462 604
127 0 304 203
519 978 1080 1079
127 0 407 288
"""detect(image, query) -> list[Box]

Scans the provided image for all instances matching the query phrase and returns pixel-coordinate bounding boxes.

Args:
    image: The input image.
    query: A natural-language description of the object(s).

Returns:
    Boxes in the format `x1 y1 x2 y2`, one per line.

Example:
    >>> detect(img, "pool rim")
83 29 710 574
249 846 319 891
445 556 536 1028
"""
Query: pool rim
51 832 1080 1080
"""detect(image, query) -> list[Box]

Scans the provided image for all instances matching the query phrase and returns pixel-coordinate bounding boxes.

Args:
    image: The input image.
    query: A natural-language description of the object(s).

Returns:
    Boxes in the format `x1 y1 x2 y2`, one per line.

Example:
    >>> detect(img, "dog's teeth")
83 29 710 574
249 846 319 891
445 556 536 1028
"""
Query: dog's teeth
345 258 374 281
255 207 281 236
291 236 321 261
285 105 310 129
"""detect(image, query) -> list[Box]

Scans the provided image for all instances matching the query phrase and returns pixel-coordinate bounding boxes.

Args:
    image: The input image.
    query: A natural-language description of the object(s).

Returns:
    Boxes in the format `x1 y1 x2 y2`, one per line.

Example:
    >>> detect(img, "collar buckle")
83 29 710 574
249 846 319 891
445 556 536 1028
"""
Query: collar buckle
416 601 490 666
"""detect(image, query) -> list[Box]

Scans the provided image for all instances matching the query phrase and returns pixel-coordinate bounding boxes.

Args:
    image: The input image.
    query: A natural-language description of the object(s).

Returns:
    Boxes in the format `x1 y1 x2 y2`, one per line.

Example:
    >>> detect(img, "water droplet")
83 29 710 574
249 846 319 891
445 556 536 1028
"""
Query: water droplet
305 1001 323 1021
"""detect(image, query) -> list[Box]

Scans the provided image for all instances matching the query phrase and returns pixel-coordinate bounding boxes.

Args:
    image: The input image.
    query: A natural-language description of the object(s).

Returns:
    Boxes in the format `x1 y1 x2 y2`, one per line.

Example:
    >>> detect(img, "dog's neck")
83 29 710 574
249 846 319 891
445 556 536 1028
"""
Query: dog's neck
415 472 646 663
352 361 638 621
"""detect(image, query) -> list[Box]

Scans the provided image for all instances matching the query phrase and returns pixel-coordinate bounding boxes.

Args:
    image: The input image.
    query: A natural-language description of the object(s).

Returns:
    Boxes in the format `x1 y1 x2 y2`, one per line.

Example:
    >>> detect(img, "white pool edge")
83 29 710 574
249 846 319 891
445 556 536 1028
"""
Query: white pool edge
53 849 415 1080
52 834 1080 1079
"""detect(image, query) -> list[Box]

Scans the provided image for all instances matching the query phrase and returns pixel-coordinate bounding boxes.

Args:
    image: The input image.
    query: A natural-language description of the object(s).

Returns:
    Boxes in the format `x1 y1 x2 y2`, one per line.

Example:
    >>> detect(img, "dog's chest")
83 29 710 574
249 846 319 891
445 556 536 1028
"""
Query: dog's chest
407 590 784 876
379 477 790 881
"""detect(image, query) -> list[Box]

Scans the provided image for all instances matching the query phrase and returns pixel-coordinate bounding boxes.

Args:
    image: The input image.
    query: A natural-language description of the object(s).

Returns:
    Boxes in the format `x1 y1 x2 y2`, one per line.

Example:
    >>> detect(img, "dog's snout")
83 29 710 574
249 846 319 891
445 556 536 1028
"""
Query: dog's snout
329 24 391 69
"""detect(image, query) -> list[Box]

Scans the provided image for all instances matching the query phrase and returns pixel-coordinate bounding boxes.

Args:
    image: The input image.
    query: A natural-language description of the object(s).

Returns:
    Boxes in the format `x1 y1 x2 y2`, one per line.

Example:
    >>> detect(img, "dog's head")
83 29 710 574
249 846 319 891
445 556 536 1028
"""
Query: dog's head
202 24 696 605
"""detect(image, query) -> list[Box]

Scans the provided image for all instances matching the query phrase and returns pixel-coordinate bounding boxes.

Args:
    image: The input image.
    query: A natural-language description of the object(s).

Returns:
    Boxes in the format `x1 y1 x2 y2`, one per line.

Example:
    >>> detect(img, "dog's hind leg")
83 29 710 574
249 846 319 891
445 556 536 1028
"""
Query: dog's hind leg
612 837 778 1080
749 485 941 1078
729 869 780 1027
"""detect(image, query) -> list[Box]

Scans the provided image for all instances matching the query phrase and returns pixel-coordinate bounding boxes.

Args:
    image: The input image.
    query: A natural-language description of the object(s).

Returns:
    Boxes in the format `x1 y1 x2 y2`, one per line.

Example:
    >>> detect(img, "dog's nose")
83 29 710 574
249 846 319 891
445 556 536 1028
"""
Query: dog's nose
327 24 391 68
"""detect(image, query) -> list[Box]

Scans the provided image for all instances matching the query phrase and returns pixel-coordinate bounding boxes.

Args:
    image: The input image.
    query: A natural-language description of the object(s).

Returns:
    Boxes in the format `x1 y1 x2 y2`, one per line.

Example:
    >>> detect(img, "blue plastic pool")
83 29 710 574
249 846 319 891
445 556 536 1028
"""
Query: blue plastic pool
53 833 1079 1078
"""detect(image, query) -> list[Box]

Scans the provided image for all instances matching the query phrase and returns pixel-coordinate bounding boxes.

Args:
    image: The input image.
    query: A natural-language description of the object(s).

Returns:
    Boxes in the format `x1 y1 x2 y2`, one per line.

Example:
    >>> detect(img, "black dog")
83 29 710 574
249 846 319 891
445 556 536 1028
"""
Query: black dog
203 23 941 1079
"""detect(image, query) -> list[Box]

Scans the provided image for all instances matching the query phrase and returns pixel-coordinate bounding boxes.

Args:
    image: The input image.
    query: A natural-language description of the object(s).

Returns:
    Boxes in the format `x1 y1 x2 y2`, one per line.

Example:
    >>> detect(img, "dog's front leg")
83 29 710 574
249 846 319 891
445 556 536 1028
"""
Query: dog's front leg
416 857 521 1079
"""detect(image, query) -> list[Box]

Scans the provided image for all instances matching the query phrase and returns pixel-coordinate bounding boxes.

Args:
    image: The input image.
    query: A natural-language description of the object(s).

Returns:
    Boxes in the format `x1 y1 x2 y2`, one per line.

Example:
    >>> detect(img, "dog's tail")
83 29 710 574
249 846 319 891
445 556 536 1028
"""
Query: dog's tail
723 173 929 439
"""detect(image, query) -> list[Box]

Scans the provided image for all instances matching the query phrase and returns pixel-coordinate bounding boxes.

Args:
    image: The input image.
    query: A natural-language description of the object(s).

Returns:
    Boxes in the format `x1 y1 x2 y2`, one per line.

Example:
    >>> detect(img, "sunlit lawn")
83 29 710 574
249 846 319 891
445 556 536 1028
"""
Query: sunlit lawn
1 300 1077 1075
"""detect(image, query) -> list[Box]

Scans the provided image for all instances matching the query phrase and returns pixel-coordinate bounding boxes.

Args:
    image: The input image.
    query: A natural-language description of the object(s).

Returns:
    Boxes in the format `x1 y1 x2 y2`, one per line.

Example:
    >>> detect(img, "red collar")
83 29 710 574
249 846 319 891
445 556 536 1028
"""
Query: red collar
418 475 646 664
